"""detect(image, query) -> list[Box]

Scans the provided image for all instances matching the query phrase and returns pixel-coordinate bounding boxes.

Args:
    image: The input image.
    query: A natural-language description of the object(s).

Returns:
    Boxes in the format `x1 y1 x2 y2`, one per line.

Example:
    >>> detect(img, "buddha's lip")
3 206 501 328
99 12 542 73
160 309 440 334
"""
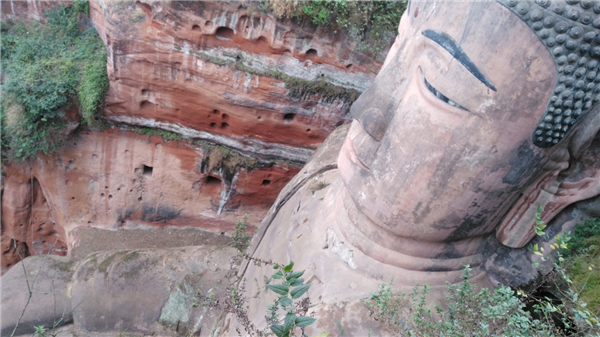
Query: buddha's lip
344 134 370 172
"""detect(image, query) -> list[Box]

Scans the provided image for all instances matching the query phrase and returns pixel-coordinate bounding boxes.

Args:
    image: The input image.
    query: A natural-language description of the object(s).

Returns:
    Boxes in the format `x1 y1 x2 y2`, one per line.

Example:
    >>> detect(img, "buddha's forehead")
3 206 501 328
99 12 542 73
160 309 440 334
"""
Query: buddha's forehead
402 1 600 148
402 2 549 81
393 2 554 119
408 1 546 68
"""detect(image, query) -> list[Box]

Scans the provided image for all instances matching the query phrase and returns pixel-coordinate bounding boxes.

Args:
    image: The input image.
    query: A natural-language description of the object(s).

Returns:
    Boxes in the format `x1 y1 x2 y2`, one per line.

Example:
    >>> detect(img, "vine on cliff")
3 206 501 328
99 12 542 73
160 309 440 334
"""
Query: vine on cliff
0 2 108 161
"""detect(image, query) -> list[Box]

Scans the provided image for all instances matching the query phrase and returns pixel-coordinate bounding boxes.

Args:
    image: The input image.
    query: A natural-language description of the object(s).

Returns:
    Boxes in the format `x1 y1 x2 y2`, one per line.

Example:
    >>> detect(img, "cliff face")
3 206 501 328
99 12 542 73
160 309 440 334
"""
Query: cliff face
1 129 300 273
1 165 68 272
1 0 384 272
92 0 379 162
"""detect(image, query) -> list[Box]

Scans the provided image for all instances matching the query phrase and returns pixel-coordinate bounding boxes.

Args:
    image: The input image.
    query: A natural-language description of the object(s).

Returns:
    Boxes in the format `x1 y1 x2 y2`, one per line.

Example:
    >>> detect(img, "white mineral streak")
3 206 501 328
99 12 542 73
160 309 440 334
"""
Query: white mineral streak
217 169 238 215
107 115 314 163
176 46 373 93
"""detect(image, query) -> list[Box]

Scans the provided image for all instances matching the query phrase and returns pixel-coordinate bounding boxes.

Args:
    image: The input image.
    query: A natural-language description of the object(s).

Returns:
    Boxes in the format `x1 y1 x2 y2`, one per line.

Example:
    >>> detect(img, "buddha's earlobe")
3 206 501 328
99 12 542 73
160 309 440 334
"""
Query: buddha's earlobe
497 107 600 248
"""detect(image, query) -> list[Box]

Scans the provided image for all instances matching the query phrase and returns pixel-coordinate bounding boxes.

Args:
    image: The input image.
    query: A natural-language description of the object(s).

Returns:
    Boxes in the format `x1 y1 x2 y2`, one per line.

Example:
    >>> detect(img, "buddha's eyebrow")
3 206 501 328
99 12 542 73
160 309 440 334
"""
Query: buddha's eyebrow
422 29 497 92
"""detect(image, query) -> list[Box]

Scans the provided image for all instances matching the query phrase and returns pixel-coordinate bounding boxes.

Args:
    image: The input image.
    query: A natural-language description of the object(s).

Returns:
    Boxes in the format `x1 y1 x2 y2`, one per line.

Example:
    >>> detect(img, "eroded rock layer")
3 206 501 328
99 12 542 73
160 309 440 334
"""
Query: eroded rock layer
91 0 380 161
1 128 299 273
1 0 384 272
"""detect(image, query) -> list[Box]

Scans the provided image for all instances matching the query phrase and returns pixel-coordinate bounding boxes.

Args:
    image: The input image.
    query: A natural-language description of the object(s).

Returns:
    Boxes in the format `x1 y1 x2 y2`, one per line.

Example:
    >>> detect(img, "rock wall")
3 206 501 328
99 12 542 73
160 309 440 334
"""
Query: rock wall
1 165 68 274
1 128 299 273
91 0 380 162
1 0 385 272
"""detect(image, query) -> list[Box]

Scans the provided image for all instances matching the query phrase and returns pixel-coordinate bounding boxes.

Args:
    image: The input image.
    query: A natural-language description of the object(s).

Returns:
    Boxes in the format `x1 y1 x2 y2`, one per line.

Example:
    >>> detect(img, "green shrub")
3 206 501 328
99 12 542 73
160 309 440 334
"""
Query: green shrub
366 266 564 336
198 223 315 337
231 215 252 253
33 325 47 337
564 218 600 315
266 261 315 337
1 3 108 161
564 218 600 257
364 215 600 336
268 0 407 57
71 0 90 17
367 209 600 337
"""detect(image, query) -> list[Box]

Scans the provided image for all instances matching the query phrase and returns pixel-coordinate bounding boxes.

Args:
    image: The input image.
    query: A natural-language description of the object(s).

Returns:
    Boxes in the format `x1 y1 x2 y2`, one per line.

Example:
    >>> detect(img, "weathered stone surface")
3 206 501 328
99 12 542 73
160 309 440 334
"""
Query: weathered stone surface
242 1 600 334
89 0 380 161
4 1 600 335
1 128 299 272
1 255 78 336
69 226 232 259
1 0 383 273
1 243 236 336
0 0 68 22
71 245 235 335
1 165 68 275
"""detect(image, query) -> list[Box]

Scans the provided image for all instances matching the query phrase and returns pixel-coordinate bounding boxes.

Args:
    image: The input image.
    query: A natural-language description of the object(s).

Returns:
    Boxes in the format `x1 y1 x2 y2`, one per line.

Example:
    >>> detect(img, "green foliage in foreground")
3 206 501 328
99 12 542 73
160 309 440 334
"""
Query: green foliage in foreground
367 266 560 336
33 325 47 337
1 2 108 160
366 212 600 337
565 218 600 257
566 218 600 315
267 261 315 337
367 264 600 336
268 0 407 57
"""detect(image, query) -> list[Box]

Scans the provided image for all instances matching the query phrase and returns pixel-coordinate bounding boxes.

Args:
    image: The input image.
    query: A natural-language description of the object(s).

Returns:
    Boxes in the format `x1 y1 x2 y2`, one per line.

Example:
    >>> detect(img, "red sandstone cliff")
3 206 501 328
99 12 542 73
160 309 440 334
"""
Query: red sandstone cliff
92 0 379 162
1 129 299 273
1 0 384 273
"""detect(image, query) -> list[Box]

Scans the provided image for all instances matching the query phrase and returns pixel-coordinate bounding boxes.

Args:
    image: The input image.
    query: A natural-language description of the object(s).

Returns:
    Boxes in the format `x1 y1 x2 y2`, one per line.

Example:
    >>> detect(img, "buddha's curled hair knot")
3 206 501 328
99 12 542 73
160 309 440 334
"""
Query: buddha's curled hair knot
499 0 600 147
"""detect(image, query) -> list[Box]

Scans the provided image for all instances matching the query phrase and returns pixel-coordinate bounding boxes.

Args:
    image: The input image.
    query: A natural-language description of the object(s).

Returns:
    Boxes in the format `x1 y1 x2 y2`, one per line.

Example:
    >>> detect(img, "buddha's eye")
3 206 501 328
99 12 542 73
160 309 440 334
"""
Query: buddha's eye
424 76 467 111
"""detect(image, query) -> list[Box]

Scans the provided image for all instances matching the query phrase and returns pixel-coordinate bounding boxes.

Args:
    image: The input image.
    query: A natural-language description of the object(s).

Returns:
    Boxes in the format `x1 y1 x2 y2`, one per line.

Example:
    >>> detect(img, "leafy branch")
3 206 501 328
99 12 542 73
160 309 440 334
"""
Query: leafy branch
267 261 316 337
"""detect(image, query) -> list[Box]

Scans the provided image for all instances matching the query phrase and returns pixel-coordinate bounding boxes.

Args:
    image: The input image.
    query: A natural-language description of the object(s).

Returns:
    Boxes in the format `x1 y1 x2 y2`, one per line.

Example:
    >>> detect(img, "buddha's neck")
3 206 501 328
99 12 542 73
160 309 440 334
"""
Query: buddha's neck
337 186 490 273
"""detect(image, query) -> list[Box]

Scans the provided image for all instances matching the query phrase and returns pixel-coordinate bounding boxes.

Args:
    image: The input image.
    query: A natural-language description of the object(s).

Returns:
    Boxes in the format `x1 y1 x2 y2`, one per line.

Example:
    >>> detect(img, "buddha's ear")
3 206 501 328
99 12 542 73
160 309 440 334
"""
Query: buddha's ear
497 107 600 248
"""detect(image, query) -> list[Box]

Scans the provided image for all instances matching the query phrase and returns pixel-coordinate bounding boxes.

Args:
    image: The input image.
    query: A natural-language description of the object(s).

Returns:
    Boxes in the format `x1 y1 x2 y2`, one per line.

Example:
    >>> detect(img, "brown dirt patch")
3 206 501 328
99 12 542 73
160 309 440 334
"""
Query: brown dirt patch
71 227 232 258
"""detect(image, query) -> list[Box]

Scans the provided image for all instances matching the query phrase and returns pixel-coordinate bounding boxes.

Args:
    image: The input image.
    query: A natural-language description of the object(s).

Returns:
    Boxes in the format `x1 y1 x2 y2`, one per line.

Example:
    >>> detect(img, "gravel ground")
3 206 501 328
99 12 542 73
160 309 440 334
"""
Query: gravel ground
70 226 233 258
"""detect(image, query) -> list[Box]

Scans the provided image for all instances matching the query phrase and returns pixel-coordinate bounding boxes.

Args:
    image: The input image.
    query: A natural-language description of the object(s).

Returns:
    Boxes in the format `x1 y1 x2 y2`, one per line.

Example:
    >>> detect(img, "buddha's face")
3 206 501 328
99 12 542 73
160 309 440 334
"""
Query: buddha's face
338 1 559 242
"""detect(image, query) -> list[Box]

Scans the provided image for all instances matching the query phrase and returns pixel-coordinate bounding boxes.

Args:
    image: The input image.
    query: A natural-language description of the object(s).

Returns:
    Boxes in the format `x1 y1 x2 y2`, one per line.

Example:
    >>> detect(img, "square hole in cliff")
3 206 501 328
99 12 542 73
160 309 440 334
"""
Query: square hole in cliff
143 165 153 176
283 113 295 123
262 179 271 186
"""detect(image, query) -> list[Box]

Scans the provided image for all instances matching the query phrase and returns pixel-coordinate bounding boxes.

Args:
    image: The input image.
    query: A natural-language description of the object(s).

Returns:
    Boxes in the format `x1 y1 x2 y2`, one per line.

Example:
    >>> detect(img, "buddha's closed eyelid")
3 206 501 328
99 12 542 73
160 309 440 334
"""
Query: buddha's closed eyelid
423 75 468 111
422 29 497 92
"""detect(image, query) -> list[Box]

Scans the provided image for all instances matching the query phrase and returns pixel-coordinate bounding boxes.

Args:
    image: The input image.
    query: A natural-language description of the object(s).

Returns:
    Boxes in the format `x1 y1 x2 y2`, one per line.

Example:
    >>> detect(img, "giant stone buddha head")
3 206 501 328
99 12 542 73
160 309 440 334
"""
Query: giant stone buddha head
337 0 600 270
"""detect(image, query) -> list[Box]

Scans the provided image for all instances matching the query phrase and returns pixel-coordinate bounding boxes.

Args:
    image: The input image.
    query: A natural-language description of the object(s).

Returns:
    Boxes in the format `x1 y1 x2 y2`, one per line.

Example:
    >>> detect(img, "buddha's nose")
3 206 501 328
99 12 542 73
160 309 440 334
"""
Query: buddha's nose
350 74 397 142
349 51 400 142
351 106 387 142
